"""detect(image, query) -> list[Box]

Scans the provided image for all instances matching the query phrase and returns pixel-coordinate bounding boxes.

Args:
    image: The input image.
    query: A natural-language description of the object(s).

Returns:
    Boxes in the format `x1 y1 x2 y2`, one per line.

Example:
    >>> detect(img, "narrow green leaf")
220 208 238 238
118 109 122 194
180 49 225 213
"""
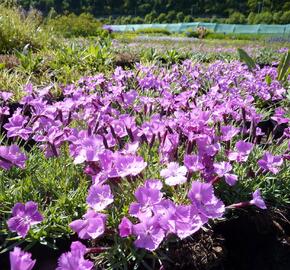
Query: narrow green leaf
277 50 290 82
237 48 256 71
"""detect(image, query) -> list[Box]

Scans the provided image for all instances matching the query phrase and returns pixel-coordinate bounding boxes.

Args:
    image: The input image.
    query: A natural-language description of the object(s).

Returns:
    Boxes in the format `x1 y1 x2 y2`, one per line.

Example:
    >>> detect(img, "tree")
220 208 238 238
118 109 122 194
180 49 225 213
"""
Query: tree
227 11 246 24
280 11 290 24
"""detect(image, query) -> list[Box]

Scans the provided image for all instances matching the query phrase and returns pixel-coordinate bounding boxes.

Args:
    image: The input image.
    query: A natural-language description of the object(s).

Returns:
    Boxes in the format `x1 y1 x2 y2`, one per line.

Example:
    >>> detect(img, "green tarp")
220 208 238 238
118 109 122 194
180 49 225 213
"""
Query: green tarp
109 22 290 35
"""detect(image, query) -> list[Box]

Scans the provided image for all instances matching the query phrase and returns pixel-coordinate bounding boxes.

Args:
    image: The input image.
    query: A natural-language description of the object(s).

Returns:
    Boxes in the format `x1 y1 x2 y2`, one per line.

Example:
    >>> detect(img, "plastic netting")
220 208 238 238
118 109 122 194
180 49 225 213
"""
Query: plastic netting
109 22 290 35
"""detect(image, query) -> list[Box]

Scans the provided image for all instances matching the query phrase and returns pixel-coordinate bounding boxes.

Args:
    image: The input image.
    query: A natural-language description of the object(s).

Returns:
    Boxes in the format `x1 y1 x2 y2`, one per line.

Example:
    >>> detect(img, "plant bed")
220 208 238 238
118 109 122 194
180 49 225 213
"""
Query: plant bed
0 57 289 269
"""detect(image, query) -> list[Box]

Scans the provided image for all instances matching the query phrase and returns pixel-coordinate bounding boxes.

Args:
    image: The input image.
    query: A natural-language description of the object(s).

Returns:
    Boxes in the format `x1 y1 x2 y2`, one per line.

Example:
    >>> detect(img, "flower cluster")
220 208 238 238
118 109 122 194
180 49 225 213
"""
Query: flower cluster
2 59 288 264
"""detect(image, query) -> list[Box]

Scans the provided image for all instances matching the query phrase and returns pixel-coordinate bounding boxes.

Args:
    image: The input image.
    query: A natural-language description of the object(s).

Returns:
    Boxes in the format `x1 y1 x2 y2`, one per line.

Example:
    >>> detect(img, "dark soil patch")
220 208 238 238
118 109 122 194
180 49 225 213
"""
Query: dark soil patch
162 207 290 270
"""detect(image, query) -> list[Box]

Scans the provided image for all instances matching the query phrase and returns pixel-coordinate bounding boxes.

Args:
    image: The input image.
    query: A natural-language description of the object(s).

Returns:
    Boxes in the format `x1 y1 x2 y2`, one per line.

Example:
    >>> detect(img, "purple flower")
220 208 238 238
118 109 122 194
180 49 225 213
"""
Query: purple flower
86 184 114 211
69 210 106 240
220 125 239 141
4 113 32 140
133 216 165 251
56 241 93 270
160 162 187 186
213 162 238 186
70 134 105 164
184 154 204 172
129 185 163 220
250 189 267 209
228 141 254 162
10 247 36 270
174 205 205 239
258 152 283 174
0 145 27 170
271 108 289 125
113 155 147 178
0 91 13 101
188 181 225 218
144 179 163 190
119 217 133 237
7 201 43 238
0 105 10 116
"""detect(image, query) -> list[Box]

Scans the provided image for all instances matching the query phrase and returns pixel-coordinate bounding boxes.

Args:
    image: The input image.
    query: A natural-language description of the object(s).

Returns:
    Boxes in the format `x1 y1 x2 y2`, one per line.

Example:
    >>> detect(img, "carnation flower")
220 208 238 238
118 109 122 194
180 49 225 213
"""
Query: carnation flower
129 185 163 220
228 141 254 162
0 145 27 170
188 181 225 218
70 210 106 240
113 155 147 178
133 216 165 251
7 201 43 238
220 125 239 141
56 241 93 270
213 161 238 186
258 152 283 174
86 184 114 211
250 189 267 209
10 247 36 270
119 217 133 237
160 162 187 186
184 154 204 172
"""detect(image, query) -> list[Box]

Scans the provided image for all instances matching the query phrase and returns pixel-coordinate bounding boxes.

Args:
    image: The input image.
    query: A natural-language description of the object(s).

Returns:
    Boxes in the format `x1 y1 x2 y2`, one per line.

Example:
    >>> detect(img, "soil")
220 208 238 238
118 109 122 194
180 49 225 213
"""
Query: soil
161 207 290 270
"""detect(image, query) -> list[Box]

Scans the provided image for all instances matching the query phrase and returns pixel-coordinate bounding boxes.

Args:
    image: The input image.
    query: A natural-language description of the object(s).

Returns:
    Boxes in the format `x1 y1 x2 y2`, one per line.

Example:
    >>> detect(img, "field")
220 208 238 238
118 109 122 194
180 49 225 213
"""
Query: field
0 5 290 270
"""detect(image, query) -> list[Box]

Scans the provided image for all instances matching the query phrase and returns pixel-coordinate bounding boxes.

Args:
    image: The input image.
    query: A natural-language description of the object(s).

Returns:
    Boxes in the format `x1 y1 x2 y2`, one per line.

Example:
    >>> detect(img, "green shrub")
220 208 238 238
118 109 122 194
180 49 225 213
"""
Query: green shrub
0 5 53 54
280 11 290 24
227 12 246 24
247 12 256 24
183 15 193 23
131 16 144 24
253 11 273 24
47 13 108 38
184 28 199 38
135 28 171 36
205 32 269 40
157 13 167 23
176 11 185 23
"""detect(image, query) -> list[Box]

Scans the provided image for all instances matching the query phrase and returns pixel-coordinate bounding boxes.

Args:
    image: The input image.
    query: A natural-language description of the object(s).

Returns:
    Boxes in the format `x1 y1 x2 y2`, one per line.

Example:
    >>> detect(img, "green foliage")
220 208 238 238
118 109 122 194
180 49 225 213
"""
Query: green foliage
0 145 89 252
47 13 108 38
277 50 290 82
205 32 271 41
184 28 199 38
226 12 247 24
280 11 290 24
135 28 171 36
253 11 273 24
237 48 256 71
0 5 53 54
10 0 289 25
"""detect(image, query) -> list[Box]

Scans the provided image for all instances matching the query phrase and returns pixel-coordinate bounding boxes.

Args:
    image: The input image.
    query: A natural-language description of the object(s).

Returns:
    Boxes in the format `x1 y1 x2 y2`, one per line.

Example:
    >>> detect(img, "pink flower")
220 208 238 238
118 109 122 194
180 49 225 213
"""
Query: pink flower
258 152 283 174
188 181 225 219
228 141 254 162
69 210 106 239
213 162 238 186
119 217 133 237
86 184 114 211
0 145 27 170
160 162 187 186
113 155 147 178
250 189 267 209
184 154 204 172
133 216 165 251
7 201 43 238
220 125 239 141
10 247 36 270
56 241 93 270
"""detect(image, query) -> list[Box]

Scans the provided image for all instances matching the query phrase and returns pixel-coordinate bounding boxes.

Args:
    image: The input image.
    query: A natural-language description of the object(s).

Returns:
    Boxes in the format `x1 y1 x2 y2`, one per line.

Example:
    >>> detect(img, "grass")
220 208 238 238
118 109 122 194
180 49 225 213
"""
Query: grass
0 144 89 252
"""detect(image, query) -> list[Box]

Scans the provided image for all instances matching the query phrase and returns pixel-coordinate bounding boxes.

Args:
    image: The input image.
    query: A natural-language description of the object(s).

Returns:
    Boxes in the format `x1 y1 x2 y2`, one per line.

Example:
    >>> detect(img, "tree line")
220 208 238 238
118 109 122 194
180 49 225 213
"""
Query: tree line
5 0 290 24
